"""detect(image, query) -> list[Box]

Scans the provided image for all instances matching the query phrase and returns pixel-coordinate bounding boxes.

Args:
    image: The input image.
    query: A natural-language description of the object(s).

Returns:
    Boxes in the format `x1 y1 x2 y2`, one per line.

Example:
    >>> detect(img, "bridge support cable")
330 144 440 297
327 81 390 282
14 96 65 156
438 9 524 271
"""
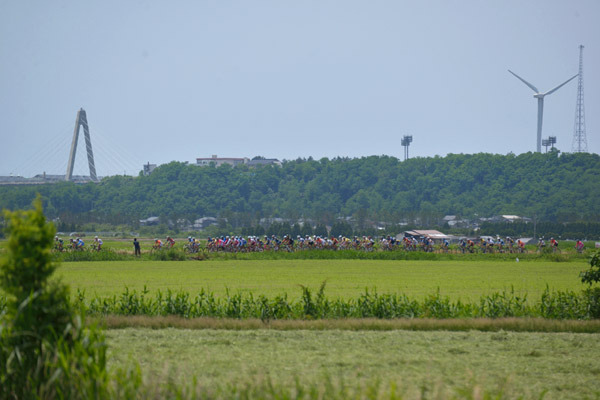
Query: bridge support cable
88 123 143 176
10 122 73 177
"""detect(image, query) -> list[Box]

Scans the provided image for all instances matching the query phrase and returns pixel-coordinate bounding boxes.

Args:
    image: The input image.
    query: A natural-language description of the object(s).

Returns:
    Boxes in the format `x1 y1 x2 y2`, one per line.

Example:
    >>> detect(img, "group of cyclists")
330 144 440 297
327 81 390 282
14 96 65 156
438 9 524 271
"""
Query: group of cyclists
52 233 587 255
151 236 176 251
53 235 103 252
155 234 585 254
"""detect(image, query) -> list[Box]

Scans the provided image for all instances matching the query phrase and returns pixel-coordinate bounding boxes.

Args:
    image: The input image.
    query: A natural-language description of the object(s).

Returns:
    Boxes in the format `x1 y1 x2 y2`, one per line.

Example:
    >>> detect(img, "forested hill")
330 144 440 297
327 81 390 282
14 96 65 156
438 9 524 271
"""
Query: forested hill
0 152 598 224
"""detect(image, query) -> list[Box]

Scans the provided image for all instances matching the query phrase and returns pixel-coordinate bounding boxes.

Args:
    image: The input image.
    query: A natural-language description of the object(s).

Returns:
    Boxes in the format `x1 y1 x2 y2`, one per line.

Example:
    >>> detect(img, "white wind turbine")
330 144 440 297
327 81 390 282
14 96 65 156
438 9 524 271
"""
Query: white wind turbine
508 70 578 152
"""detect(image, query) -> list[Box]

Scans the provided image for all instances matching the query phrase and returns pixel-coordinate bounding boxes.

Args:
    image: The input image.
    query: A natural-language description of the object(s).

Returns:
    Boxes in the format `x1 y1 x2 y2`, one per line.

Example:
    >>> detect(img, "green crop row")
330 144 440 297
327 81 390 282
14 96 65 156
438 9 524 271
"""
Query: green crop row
32 285 598 320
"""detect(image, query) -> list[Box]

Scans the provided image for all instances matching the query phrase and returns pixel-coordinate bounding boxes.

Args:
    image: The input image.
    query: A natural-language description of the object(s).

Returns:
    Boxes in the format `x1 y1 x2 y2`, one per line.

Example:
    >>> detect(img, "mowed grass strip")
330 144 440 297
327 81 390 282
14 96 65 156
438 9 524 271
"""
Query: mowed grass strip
55 259 586 300
97 316 600 333
106 328 600 399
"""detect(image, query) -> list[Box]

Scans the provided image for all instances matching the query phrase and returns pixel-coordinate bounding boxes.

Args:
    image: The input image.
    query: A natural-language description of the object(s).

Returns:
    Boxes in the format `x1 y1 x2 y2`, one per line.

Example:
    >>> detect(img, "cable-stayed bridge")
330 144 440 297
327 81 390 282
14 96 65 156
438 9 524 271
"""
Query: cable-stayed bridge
1 108 142 185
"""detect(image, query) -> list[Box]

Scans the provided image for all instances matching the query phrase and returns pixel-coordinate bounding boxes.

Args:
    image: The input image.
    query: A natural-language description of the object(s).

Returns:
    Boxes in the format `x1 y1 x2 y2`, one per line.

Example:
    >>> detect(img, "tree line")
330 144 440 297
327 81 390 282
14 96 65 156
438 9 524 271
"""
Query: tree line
0 152 598 231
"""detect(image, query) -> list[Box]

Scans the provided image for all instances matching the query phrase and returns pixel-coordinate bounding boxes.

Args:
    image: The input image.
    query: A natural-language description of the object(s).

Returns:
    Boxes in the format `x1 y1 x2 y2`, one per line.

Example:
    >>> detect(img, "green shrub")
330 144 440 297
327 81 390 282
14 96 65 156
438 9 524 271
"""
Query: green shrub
58 248 132 262
582 287 600 319
0 197 111 399
148 247 188 261
580 250 600 285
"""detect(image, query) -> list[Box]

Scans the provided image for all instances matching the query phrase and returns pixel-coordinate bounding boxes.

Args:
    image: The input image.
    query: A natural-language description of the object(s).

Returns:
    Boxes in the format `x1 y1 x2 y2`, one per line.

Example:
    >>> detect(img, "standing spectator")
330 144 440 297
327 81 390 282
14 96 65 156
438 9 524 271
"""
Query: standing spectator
133 238 141 257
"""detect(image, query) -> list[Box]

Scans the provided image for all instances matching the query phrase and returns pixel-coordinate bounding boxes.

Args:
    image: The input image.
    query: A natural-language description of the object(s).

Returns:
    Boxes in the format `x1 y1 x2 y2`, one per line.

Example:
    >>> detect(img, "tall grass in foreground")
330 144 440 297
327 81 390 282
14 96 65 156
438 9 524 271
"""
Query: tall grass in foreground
103 374 542 400
42 285 600 321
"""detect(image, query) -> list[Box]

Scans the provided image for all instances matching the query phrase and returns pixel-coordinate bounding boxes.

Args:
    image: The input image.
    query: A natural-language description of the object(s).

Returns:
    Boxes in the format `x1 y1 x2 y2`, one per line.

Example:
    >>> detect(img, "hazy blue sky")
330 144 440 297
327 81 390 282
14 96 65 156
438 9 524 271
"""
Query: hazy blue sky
1 0 598 177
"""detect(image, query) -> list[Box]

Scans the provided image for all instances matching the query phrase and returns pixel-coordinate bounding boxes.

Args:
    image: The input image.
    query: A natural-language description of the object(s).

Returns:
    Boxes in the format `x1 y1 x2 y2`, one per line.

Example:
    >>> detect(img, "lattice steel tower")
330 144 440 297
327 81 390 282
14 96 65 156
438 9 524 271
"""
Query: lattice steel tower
572 45 588 153
66 108 98 181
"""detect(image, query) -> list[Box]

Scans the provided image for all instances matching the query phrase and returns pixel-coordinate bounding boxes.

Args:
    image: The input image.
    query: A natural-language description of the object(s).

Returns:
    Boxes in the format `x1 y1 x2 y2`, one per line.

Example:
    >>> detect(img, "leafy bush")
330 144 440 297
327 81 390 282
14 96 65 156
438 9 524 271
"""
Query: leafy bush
58 248 132 262
580 250 600 285
147 247 189 261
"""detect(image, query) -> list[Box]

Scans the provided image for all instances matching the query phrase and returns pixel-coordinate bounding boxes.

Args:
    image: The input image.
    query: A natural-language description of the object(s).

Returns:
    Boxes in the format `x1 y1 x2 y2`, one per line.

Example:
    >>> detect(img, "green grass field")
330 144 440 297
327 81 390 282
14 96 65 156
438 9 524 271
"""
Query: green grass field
55 259 587 301
3 235 598 398
106 328 600 399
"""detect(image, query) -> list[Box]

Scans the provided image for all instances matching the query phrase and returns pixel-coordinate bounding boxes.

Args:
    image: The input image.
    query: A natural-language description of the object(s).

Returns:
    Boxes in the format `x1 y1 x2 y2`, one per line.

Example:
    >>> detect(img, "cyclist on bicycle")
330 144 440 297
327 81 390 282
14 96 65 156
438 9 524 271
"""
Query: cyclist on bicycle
54 236 64 252
550 237 559 252
93 236 103 251
166 236 175 249
441 239 450 252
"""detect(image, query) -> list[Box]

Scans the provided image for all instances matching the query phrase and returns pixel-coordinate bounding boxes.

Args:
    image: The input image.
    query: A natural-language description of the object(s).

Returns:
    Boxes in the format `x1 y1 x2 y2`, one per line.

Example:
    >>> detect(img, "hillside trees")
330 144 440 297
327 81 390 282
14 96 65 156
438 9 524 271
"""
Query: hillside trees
0 152 598 225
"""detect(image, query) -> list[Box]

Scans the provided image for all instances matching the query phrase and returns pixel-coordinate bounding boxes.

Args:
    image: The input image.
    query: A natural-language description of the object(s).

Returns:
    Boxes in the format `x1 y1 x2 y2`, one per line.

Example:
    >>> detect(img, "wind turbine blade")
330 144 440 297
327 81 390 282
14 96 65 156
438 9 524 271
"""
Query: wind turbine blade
543 74 578 96
508 70 539 93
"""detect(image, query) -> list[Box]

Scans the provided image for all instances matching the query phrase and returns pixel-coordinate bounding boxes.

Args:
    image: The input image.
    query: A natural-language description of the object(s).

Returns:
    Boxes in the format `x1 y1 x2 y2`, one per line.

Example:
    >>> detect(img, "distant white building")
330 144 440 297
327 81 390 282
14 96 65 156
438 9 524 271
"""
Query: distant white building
193 217 219 230
196 155 281 167
246 158 282 167
401 230 451 243
139 216 160 226
501 215 522 222
196 155 248 167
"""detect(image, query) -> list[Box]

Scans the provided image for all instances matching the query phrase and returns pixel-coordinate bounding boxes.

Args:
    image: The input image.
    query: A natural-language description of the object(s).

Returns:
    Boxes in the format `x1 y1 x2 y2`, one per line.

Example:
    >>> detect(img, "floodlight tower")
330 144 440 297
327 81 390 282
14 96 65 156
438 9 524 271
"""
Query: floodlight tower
401 135 413 161
542 138 550 153
542 136 557 153
549 136 556 151
572 45 588 153
508 69 578 152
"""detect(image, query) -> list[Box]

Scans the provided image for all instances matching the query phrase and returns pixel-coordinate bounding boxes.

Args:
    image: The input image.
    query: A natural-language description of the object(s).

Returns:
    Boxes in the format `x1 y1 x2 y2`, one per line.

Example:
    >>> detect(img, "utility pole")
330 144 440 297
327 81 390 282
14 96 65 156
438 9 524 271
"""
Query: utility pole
572 45 588 153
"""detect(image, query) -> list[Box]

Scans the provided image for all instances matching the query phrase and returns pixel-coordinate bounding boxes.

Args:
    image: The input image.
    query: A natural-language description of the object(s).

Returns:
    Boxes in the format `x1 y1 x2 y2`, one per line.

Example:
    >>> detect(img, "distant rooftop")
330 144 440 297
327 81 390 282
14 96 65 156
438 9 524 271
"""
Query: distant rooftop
0 174 95 185
196 155 281 167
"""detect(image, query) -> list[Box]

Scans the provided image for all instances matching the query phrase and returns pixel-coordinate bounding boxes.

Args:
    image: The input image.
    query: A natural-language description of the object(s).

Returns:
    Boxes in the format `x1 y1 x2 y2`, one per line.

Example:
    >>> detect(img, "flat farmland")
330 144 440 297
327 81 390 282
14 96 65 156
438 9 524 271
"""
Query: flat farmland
55 259 586 300
106 328 600 399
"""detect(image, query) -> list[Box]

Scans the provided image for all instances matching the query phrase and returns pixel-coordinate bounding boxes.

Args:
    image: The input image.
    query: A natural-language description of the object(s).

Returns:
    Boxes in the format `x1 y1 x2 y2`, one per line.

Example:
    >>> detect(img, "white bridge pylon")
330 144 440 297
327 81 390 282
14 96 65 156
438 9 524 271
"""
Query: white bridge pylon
66 108 97 182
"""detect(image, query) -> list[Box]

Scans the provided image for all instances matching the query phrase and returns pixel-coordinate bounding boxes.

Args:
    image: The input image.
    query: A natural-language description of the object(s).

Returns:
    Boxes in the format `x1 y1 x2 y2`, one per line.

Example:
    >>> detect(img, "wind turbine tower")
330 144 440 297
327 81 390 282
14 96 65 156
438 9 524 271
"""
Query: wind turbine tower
572 45 588 153
508 69 578 152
